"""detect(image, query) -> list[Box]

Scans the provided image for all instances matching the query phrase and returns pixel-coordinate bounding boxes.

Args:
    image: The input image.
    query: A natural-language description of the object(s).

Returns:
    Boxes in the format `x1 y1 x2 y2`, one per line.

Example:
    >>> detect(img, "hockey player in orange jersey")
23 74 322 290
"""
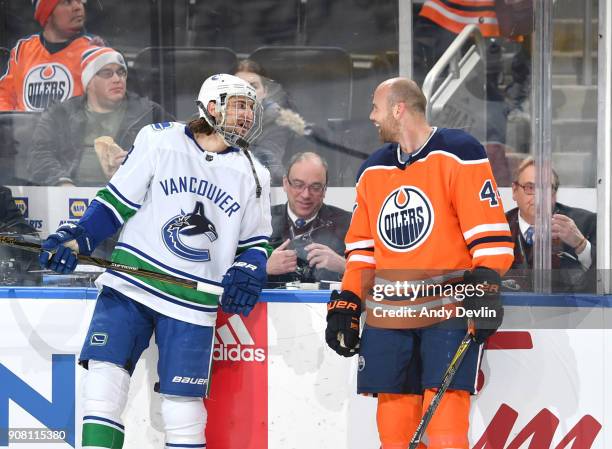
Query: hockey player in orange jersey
0 0 96 111
325 78 513 449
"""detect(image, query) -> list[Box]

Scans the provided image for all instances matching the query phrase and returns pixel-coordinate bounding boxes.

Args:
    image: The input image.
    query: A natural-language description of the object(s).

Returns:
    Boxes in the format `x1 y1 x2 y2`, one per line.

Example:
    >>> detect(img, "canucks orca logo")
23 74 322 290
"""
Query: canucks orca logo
162 202 218 262
377 186 434 252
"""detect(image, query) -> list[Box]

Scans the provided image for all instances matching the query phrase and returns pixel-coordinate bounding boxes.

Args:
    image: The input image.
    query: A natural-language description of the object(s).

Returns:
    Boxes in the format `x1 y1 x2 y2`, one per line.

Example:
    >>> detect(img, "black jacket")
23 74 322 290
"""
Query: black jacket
268 203 352 284
505 202 597 292
27 92 174 186
0 185 36 234
0 185 39 284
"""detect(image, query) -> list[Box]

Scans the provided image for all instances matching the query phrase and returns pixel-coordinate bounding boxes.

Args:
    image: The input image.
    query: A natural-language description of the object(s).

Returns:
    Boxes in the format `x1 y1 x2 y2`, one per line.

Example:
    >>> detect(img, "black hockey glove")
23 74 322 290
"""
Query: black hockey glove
462 267 504 344
325 290 361 357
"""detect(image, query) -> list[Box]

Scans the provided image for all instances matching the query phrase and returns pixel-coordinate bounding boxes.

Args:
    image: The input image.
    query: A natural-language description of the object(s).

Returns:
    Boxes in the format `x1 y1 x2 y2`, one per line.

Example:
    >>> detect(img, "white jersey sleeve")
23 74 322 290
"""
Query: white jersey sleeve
93 124 158 224
236 161 273 259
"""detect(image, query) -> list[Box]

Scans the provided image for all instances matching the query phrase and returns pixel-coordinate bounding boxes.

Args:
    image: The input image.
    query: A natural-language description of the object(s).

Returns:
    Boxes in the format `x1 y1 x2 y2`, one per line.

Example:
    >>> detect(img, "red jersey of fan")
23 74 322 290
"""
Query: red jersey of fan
0 33 93 111
342 127 513 328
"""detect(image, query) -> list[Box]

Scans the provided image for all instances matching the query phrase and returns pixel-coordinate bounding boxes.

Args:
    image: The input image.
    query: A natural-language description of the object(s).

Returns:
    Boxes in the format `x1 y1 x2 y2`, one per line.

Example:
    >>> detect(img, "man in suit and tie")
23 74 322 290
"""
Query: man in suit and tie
505 157 596 292
267 152 351 285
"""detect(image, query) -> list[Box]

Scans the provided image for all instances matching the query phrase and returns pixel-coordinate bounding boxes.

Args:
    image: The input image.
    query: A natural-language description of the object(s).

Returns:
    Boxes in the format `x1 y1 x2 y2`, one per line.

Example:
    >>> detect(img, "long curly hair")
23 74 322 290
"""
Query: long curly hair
187 117 215 136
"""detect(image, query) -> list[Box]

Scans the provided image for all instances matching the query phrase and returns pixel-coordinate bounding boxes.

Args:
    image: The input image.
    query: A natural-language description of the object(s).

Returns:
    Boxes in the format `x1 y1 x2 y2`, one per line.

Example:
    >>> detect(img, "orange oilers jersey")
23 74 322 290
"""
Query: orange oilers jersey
419 0 500 37
342 127 513 328
0 34 93 111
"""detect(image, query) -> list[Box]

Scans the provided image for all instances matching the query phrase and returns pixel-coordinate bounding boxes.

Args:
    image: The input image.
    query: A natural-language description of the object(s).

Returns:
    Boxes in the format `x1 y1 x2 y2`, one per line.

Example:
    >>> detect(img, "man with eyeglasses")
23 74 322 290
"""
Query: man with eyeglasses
0 0 102 111
506 157 596 292
267 151 351 285
28 46 174 187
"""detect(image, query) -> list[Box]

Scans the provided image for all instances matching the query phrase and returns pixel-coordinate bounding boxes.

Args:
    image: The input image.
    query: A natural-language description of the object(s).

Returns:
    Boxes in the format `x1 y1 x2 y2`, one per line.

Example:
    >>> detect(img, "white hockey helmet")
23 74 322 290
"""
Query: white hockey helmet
196 74 263 150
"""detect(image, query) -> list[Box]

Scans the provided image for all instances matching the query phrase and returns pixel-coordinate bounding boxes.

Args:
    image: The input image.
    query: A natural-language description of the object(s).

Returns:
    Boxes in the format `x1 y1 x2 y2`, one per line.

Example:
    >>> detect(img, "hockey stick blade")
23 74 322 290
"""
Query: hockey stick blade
408 331 473 449
0 234 223 296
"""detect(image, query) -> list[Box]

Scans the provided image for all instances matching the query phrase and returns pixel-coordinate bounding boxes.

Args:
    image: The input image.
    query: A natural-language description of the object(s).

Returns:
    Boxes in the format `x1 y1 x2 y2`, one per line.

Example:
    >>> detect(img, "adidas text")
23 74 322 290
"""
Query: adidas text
214 345 266 362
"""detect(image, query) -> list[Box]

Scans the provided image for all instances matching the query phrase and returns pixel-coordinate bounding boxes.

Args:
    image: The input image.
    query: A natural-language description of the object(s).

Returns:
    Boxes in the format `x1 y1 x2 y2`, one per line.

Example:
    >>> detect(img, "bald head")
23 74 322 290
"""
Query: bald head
370 77 431 149
286 151 328 180
379 77 427 116
284 151 328 219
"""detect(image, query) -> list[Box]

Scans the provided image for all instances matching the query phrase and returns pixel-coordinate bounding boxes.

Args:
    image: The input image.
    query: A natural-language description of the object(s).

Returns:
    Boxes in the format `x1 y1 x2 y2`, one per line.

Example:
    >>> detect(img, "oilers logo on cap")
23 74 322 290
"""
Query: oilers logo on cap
377 186 434 252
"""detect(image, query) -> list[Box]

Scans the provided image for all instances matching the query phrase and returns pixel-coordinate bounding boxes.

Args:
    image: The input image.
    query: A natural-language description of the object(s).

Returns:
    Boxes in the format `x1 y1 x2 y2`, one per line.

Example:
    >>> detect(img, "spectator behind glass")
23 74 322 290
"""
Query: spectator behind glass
0 185 39 285
414 0 501 84
233 59 306 186
28 47 174 187
0 0 100 111
413 0 511 143
0 186 37 235
505 157 597 292
267 152 351 286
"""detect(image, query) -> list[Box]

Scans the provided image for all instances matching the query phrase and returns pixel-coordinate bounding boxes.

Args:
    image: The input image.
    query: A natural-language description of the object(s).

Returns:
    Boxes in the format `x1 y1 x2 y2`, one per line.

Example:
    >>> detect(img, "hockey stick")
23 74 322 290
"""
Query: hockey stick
0 234 224 295
408 328 474 449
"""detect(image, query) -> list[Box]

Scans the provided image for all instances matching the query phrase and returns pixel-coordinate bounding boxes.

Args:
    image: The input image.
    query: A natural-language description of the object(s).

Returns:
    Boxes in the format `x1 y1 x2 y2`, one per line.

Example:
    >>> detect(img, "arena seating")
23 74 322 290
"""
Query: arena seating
131 47 238 120
0 111 41 185
249 46 353 126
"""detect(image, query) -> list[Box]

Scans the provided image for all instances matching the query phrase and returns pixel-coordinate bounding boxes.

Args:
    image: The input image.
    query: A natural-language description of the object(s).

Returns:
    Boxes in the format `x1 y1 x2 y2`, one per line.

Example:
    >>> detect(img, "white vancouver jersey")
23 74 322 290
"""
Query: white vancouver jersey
93 122 272 326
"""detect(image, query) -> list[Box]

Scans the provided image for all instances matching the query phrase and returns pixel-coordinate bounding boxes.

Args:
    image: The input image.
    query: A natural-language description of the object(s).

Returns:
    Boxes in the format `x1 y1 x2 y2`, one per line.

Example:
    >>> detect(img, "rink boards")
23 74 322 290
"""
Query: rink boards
4 185 598 237
0 288 610 449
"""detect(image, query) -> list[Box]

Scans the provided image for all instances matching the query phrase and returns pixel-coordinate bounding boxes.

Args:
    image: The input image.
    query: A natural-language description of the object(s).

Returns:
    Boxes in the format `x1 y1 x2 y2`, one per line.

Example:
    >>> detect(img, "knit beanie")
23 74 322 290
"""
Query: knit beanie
33 0 60 27
81 47 127 89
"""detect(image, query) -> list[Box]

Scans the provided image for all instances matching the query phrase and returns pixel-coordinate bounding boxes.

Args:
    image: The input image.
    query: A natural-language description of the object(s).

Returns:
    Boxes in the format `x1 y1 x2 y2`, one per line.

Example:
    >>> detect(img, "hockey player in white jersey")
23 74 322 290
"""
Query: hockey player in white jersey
39 74 272 449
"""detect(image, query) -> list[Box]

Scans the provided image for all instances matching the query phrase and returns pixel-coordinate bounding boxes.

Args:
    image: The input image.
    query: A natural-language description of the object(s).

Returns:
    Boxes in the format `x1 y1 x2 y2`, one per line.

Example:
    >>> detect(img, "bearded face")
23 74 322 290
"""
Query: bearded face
370 85 401 143
223 96 255 137
377 109 401 143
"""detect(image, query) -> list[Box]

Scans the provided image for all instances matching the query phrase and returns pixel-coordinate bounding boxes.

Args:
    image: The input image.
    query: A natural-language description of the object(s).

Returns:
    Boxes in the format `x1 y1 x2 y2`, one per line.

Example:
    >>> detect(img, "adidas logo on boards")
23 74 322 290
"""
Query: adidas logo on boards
214 315 266 362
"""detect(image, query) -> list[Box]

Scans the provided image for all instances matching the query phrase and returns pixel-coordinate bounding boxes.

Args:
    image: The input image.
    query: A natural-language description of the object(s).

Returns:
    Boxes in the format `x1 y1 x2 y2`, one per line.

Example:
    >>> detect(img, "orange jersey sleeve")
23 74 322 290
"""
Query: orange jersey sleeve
450 147 514 275
419 0 500 37
0 34 93 111
0 45 19 110
342 171 377 298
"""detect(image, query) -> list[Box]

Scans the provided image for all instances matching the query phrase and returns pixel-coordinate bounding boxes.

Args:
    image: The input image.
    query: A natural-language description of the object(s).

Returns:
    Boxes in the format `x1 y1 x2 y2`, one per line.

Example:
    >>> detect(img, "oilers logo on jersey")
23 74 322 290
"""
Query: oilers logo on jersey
162 201 218 262
23 63 73 111
377 186 434 252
